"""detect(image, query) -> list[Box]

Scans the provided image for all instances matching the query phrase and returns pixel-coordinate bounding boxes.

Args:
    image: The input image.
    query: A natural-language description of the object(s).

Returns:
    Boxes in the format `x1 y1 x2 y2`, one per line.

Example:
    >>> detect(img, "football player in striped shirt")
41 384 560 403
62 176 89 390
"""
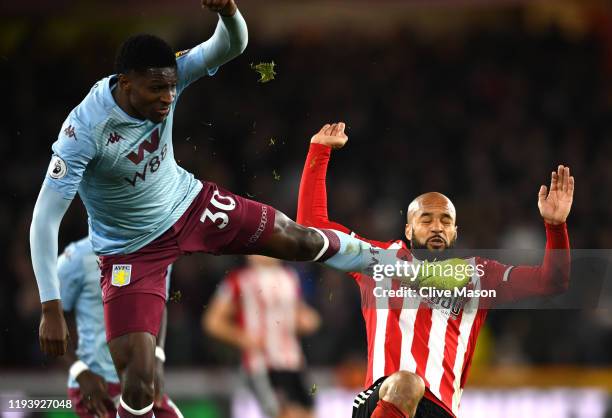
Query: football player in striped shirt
204 255 319 418
297 122 573 418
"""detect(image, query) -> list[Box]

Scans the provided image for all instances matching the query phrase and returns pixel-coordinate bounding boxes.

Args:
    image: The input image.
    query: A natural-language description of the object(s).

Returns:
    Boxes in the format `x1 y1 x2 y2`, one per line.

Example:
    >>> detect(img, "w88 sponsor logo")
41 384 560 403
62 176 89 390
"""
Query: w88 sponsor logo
124 144 168 186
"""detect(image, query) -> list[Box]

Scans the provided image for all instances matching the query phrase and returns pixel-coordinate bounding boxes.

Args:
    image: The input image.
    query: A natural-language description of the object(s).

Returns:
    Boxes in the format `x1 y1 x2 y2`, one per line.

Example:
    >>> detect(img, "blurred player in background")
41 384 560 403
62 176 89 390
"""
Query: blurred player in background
204 255 320 418
57 237 181 418
29 1 426 416
297 123 574 418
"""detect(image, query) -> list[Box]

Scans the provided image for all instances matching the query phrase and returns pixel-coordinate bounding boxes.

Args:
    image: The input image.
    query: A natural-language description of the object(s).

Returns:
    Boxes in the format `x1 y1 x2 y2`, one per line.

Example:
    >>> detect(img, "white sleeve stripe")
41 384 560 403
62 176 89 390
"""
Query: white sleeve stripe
502 266 514 282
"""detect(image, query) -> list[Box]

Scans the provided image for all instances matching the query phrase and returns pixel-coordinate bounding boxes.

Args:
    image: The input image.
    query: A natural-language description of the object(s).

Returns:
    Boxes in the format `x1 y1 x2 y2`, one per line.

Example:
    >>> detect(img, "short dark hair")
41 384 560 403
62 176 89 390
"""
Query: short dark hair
115 34 176 74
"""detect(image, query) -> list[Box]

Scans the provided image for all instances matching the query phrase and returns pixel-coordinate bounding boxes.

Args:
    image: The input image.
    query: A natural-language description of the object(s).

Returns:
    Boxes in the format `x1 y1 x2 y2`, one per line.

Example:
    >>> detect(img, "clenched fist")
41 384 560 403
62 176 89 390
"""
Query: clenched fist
202 0 237 17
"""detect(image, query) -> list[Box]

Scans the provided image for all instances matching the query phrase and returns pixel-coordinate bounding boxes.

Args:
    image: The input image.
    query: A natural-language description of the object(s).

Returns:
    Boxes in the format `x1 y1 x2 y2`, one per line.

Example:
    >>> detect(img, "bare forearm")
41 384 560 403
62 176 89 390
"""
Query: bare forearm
59 312 79 367
207 322 249 350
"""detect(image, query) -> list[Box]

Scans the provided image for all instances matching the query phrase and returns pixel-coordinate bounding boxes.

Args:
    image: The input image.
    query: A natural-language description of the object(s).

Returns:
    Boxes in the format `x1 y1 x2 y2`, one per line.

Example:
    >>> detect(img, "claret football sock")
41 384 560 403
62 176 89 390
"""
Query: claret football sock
310 227 379 272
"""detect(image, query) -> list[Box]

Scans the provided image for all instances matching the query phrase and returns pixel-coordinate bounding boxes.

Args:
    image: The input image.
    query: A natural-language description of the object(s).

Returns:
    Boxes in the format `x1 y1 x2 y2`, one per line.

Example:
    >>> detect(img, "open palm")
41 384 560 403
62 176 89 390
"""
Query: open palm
538 165 574 225
310 122 348 149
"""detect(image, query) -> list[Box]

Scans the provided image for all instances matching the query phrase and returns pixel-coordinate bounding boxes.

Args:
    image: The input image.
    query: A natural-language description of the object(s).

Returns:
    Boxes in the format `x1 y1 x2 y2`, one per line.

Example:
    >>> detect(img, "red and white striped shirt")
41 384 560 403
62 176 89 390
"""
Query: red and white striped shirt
297 143 570 417
216 265 305 374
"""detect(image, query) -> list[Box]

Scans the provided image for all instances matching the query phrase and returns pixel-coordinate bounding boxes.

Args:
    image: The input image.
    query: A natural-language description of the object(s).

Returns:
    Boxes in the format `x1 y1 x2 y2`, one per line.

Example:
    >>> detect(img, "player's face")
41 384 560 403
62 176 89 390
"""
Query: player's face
406 205 457 251
124 67 178 123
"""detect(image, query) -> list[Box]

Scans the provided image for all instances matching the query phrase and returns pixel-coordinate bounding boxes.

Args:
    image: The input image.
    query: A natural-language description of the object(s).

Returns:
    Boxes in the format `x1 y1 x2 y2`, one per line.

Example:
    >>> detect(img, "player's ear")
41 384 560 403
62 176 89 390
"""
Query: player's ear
117 73 131 91
405 223 412 241
453 225 458 241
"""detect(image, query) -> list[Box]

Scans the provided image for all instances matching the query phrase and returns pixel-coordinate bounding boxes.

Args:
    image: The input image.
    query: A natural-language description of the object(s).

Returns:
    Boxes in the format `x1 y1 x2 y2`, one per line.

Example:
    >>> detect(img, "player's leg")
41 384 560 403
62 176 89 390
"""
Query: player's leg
108 331 157 418
103 291 167 418
98 239 177 418
412 398 454 418
152 395 184 418
256 210 379 273
373 371 425 418
270 371 314 418
185 182 382 273
250 210 322 261
352 377 386 418
247 371 281 418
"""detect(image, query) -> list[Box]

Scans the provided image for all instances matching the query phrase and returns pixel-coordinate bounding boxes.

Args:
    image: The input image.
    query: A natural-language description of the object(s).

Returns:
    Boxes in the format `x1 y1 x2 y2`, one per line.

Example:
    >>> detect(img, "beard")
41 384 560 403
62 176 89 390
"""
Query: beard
409 236 456 261
411 236 456 250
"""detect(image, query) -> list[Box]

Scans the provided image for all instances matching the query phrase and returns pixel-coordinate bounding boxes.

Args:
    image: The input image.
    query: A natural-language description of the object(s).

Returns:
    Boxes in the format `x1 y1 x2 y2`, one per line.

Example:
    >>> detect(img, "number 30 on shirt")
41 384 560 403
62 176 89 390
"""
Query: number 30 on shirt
200 190 236 229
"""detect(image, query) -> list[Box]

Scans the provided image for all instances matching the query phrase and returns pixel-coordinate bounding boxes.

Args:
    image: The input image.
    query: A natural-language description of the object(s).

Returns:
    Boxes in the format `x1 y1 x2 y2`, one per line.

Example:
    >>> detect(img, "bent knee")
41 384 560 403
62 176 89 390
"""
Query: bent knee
122 367 155 408
380 371 425 410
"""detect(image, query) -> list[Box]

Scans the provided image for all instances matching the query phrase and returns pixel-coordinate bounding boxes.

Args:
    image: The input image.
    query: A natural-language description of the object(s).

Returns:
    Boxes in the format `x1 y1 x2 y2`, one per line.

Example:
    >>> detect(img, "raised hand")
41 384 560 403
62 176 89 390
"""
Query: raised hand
310 122 348 150
201 0 237 16
538 165 574 225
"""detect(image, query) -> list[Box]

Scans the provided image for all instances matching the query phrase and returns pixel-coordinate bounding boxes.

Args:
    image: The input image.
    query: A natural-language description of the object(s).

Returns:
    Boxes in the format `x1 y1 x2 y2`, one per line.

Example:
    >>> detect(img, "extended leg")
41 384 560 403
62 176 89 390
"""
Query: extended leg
255 211 324 261
256 210 378 273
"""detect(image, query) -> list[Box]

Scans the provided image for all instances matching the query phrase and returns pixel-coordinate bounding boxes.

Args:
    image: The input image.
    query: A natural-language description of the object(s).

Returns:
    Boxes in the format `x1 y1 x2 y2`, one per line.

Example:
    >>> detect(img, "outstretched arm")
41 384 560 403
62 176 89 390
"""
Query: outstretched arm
177 0 247 88
201 0 247 69
297 122 390 248
487 166 574 302
488 222 570 303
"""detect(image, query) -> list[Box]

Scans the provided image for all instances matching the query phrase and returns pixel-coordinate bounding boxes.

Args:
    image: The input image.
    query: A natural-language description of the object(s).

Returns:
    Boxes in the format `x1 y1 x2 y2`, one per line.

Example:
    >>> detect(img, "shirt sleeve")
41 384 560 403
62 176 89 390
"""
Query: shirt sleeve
479 223 571 304
30 185 73 302
176 11 248 94
297 142 393 249
43 114 97 200
57 246 85 312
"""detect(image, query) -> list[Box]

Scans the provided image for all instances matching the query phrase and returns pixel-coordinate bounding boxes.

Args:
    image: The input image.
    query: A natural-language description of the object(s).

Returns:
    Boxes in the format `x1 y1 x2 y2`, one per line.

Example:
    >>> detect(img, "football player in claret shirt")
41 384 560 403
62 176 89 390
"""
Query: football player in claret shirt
30 2 442 418
297 123 573 418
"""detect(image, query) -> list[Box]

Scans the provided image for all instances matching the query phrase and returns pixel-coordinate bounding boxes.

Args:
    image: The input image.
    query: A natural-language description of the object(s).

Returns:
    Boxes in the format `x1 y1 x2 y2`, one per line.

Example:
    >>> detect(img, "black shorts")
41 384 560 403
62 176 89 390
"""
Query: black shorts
247 369 314 417
352 376 453 418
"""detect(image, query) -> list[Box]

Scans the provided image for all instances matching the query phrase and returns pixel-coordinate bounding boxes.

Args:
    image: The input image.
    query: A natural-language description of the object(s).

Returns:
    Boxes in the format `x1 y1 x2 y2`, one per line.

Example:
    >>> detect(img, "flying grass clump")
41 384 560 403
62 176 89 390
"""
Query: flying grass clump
251 61 276 83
